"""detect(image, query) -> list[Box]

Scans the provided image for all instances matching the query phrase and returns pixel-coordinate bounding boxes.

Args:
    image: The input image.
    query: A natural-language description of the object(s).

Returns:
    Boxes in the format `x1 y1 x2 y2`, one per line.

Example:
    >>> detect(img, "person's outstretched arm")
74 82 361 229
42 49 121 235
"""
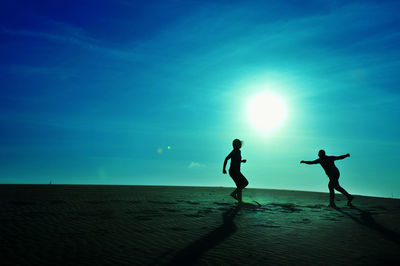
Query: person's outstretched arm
223 152 232 174
300 159 320 165
333 153 350 160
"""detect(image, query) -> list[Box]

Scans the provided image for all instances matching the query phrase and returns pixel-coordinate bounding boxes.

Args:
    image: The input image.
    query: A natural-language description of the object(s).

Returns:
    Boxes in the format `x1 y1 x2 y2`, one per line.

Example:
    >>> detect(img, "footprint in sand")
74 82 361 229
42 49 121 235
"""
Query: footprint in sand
268 203 301 213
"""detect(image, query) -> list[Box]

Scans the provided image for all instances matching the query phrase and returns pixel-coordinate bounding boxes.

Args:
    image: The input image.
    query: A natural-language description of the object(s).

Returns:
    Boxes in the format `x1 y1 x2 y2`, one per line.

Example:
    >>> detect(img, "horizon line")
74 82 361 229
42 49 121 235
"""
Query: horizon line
0 183 398 200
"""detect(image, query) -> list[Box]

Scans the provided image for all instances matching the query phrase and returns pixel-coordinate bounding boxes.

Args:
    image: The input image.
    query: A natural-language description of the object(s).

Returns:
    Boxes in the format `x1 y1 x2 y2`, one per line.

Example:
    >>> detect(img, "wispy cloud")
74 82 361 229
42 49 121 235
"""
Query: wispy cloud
2 27 96 47
1 25 136 59
2 64 75 79
4 2 399 76
188 161 205 169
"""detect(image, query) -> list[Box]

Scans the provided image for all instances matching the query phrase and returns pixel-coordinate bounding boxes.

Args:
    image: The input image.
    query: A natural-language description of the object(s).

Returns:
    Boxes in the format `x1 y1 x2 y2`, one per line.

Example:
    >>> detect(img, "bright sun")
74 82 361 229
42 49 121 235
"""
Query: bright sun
247 91 286 132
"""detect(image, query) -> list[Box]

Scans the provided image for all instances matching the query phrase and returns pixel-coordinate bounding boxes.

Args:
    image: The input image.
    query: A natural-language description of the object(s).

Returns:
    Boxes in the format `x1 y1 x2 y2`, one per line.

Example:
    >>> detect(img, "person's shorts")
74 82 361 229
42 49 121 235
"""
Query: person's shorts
229 170 249 189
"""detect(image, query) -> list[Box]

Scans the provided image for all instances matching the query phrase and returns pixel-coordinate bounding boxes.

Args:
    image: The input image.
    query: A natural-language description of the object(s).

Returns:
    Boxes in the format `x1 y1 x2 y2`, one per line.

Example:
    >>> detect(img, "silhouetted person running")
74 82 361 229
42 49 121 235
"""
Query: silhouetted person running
223 139 249 203
301 149 354 207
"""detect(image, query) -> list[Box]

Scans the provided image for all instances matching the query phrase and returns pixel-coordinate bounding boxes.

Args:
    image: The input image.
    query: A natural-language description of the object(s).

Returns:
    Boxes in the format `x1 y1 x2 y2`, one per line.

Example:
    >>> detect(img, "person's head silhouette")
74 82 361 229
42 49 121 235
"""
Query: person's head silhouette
232 139 242 150
318 149 326 158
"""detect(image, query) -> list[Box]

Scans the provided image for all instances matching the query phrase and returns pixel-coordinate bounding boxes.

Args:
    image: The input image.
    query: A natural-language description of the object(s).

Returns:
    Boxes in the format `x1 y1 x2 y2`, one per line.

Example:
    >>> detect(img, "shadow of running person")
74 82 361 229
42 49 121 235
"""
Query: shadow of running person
335 206 400 246
166 204 241 265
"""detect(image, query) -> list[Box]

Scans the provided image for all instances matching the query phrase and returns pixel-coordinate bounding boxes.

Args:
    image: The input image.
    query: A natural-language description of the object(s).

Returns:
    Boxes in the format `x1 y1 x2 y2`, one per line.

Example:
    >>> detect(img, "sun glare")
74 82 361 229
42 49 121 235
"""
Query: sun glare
247 91 286 133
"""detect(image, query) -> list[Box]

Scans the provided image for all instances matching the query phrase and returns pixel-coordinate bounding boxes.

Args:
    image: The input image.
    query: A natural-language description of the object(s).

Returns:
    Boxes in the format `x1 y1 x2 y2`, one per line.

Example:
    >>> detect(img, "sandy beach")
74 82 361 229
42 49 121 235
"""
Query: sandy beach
0 185 399 265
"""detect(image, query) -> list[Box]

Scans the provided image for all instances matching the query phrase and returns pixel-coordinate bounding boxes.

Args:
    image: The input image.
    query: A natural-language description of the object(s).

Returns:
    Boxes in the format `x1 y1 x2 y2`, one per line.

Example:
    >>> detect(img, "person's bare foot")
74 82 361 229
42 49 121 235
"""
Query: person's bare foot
347 195 354 206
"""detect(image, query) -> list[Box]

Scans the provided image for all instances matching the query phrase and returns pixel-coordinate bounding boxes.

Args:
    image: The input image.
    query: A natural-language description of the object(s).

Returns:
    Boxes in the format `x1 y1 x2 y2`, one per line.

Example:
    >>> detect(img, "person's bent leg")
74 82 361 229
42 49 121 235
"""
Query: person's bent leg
238 172 249 188
243 179 249 189
237 189 243 203
334 183 354 206
230 188 238 201
334 184 351 198
238 173 248 203
328 180 336 207
229 170 241 202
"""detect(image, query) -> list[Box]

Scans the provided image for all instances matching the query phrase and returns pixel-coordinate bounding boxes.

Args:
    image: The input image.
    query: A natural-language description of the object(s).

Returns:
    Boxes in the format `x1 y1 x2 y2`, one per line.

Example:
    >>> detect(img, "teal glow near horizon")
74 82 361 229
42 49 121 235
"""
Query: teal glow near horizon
0 0 399 198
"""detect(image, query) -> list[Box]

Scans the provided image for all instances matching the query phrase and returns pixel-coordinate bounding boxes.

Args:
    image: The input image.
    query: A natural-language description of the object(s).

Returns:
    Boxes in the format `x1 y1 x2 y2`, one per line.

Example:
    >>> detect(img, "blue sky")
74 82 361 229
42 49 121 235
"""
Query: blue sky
1 0 399 198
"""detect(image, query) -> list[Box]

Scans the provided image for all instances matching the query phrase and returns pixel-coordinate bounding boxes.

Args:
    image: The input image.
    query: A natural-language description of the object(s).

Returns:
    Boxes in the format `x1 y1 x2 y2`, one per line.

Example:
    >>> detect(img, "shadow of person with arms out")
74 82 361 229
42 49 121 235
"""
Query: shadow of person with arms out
166 205 241 265
300 149 354 208
336 206 400 246
223 139 249 203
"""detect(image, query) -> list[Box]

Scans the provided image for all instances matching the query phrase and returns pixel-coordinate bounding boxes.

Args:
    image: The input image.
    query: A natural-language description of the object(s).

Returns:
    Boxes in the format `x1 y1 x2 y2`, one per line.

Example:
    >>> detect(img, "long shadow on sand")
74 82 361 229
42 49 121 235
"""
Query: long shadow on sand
336 206 400 245
166 204 241 265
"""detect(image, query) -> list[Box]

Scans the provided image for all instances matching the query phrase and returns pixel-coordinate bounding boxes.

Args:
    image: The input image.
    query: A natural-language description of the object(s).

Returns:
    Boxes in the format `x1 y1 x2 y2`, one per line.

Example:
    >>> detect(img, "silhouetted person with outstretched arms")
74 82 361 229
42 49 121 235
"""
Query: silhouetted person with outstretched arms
223 139 249 203
300 149 354 207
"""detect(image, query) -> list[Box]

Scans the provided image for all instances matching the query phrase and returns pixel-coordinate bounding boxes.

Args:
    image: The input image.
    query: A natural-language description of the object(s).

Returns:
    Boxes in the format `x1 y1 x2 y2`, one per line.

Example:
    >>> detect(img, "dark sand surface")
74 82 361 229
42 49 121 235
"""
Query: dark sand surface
0 185 399 265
